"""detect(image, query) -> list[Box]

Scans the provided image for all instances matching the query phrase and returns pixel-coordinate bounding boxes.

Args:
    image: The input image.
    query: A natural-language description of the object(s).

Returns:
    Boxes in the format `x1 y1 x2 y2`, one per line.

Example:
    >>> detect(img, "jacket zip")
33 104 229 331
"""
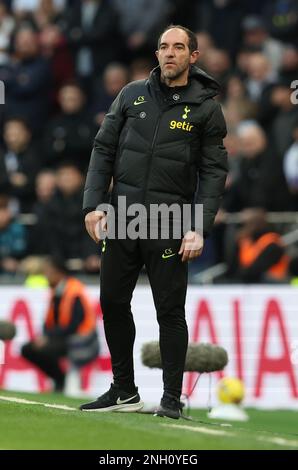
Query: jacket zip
142 112 162 204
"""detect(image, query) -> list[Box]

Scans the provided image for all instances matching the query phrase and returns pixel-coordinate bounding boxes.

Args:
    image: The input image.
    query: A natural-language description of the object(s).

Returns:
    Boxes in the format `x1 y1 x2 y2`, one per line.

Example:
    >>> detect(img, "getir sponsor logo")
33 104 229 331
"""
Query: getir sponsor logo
170 120 193 131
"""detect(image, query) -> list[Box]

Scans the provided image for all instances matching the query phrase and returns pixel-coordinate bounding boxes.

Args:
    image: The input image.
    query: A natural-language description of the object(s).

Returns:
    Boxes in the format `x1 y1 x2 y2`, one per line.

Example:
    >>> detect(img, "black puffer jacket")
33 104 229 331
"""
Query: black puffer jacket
83 65 228 236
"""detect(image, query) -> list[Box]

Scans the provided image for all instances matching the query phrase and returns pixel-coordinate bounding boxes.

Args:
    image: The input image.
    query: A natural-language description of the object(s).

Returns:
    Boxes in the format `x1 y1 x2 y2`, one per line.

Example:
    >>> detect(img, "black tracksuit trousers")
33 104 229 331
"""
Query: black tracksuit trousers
100 235 188 400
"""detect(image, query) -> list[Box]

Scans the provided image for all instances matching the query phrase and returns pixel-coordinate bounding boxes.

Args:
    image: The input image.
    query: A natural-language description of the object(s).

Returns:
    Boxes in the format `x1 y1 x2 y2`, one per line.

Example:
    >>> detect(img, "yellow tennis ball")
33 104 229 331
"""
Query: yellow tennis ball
217 377 245 404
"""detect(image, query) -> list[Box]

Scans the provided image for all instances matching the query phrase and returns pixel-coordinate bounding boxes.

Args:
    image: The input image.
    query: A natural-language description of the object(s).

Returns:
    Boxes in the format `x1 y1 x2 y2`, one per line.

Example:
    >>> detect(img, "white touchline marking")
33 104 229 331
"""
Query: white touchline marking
161 423 232 437
257 436 298 448
162 423 298 448
43 404 77 411
0 395 77 411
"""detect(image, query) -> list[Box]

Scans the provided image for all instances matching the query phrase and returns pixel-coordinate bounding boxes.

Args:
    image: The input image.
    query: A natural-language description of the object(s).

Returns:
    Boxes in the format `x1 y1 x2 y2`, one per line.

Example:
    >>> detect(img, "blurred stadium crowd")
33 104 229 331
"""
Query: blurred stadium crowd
0 0 297 282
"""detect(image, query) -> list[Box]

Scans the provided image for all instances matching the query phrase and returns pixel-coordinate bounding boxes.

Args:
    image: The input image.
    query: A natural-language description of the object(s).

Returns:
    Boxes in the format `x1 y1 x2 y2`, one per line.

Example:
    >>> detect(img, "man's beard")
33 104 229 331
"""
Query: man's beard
161 63 189 82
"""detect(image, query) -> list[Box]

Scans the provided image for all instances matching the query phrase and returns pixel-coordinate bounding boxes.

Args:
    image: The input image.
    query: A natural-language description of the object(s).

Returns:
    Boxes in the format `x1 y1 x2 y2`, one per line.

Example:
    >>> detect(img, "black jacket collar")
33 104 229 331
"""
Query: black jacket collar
148 65 220 104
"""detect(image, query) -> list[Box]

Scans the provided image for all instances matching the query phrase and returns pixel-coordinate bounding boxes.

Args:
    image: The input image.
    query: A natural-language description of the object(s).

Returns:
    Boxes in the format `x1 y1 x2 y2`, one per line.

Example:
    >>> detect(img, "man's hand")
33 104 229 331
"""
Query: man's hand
85 210 107 243
33 336 48 349
178 231 204 262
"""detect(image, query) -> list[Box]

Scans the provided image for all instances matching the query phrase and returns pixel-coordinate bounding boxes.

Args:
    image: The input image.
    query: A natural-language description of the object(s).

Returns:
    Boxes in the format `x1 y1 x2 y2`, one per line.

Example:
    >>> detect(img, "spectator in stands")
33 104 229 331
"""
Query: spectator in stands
279 45 298 84
241 15 285 73
112 0 170 56
0 2 15 57
36 169 57 204
200 0 243 56
11 0 66 20
194 31 214 69
202 48 231 92
283 117 298 208
0 194 27 274
269 78 298 158
0 27 52 133
223 75 257 129
224 121 290 212
129 57 153 81
30 0 64 29
262 0 298 44
44 81 94 170
226 208 289 283
27 169 56 255
245 52 277 103
42 162 99 270
62 0 120 84
0 117 40 212
39 23 74 110
92 62 128 126
21 255 99 391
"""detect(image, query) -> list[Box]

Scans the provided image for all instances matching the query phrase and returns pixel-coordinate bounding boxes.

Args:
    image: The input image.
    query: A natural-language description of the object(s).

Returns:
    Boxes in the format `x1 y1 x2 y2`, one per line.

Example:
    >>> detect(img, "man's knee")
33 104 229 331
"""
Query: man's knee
157 308 187 330
100 296 132 322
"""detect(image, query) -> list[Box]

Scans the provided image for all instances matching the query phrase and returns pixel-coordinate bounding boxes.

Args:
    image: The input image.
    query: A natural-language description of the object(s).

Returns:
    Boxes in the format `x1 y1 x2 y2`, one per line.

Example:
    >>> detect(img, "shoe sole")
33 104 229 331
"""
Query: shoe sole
153 410 180 419
81 401 144 413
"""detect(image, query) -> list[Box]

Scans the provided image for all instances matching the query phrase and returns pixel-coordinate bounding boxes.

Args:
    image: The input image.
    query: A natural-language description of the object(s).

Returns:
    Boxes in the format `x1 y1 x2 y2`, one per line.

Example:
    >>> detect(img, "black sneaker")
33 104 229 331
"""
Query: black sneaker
154 394 184 419
79 384 144 412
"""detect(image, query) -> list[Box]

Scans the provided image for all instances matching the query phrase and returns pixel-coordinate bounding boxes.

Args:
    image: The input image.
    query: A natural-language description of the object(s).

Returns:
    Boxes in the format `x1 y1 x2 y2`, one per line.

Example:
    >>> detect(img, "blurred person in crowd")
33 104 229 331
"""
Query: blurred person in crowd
0 2 15 56
39 23 75 109
0 117 41 212
235 47 253 78
279 45 298 84
31 0 64 29
0 194 27 274
27 169 56 255
0 35 9 68
62 0 120 85
92 62 128 126
222 133 241 190
112 0 170 57
202 0 243 57
223 75 257 129
35 168 57 204
11 0 65 20
269 78 298 158
194 31 214 69
245 52 277 103
19 255 49 287
44 80 94 170
262 0 298 44
212 132 241 265
129 57 153 81
21 255 99 392
203 48 231 93
195 31 214 54
224 121 290 212
0 27 52 133
42 162 99 272
283 117 298 208
226 208 289 283
241 15 285 73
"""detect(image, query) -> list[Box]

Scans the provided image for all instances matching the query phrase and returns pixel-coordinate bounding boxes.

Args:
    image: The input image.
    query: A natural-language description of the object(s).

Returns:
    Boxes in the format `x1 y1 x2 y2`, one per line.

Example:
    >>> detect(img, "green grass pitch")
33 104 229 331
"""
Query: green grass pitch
0 391 297 450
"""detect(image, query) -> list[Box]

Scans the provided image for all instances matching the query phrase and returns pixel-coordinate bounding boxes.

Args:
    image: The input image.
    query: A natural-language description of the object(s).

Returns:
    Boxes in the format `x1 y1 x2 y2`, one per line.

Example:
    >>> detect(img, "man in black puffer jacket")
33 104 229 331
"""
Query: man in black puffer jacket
80 25 228 418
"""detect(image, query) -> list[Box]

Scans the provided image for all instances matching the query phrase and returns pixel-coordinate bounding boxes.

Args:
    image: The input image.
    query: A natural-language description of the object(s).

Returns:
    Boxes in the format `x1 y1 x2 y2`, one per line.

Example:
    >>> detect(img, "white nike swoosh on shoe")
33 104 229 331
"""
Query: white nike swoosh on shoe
116 394 138 405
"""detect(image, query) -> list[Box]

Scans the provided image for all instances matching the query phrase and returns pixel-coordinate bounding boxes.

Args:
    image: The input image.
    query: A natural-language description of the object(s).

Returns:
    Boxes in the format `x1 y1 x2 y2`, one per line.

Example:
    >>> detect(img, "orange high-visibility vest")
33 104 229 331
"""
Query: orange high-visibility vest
239 232 289 280
45 277 96 335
